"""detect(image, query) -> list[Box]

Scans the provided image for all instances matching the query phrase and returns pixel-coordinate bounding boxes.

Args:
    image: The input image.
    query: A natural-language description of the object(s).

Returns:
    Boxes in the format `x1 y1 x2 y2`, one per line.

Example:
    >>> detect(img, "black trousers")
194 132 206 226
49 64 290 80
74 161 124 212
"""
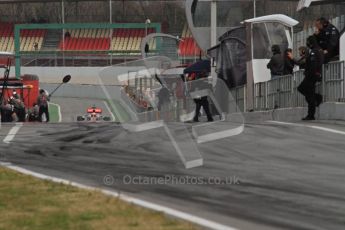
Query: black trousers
39 106 49 122
297 78 321 118
193 96 213 121
1 109 12 122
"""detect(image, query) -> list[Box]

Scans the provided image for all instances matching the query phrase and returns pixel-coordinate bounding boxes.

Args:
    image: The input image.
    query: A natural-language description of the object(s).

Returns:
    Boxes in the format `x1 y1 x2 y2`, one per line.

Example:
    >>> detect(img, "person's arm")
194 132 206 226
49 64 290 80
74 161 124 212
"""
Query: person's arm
285 58 294 70
295 57 306 68
267 58 273 69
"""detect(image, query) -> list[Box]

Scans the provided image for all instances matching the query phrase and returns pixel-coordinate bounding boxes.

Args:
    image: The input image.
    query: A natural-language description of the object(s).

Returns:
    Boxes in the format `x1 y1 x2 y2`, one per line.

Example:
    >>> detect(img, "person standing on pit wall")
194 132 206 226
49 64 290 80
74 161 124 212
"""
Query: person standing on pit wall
37 89 50 122
267 45 284 79
192 71 213 122
314 17 340 63
298 36 324 121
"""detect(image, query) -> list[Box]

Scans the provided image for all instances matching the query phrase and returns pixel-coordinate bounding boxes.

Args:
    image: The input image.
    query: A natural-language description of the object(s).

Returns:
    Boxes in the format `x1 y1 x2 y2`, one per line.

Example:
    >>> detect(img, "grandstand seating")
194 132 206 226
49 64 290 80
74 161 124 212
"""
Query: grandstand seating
179 24 203 57
59 29 110 51
111 28 156 52
0 22 46 52
0 21 202 58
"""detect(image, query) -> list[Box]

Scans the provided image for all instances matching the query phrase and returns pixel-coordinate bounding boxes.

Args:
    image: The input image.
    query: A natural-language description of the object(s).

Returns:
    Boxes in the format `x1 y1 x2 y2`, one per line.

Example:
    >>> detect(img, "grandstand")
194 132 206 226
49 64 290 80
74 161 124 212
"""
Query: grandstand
111 28 156 53
0 22 202 67
60 29 110 51
0 0 343 68
0 22 46 52
179 24 203 57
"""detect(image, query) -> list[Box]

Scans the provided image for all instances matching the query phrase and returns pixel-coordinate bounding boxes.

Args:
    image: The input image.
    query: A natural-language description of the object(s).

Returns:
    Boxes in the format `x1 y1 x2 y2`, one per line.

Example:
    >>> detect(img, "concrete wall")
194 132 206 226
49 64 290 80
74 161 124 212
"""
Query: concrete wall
40 83 121 100
21 66 143 85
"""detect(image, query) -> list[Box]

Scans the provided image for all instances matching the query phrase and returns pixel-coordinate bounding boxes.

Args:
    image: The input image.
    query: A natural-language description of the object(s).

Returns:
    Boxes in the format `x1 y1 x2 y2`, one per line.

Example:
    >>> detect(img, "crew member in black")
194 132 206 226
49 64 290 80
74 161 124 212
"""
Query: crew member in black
192 72 213 122
314 17 340 63
37 89 50 122
298 36 324 121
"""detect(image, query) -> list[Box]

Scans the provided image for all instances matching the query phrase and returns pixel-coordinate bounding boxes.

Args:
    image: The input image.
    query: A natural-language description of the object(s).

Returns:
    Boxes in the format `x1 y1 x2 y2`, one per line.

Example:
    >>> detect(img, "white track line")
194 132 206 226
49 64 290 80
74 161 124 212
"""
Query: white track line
3 123 23 144
97 76 124 122
49 102 62 122
103 101 116 122
0 162 238 230
267 121 345 136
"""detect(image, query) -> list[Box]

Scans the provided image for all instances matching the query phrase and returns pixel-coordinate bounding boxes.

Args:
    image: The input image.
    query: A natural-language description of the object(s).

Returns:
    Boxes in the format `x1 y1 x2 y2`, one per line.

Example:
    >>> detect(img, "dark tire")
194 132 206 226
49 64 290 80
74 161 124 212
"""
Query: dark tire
103 116 111 122
77 116 84 122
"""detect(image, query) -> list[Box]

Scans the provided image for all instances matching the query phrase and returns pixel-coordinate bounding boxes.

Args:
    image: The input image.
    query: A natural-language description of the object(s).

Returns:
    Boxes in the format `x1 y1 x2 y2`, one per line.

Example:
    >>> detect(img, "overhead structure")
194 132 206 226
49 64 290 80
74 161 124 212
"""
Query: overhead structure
185 0 255 52
297 0 345 11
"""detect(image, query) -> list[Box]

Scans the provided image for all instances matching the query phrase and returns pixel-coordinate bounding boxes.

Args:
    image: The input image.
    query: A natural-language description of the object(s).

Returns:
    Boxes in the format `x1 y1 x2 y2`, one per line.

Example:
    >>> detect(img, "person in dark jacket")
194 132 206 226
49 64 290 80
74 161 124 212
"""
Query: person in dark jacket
297 36 324 121
314 17 340 63
283 48 295 75
267 45 284 79
192 72 213 122
37 89 50 122
1 98 13 122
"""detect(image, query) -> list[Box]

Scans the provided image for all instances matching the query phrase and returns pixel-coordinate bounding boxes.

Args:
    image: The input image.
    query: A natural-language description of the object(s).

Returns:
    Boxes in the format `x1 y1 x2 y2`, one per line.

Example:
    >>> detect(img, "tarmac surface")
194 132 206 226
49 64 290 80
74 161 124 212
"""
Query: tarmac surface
1 101 345 230
51 97 114 122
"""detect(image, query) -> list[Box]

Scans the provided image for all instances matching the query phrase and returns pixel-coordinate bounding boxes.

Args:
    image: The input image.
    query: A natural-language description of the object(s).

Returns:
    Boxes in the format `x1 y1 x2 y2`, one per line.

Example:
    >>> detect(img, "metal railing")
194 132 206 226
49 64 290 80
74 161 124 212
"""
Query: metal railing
267 74 294 109
230 85 246 112
252 61 345 111
323 61 345 102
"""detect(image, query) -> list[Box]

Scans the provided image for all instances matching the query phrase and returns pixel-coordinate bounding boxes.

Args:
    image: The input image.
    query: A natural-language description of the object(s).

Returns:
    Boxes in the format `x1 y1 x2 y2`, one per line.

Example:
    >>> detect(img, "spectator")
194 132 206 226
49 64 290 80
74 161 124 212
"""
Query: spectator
295 46 309 69
283 48 295 75
34 42 38 51
64 31 71 40
267 45 284 79
37 89 50 122
298 36 324 121
314 17 340 63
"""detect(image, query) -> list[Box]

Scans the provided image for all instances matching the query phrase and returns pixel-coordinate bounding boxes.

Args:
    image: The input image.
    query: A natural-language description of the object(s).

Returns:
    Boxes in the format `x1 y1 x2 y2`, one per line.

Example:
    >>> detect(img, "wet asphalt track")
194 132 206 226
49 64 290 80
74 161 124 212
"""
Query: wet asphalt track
1 118 345 230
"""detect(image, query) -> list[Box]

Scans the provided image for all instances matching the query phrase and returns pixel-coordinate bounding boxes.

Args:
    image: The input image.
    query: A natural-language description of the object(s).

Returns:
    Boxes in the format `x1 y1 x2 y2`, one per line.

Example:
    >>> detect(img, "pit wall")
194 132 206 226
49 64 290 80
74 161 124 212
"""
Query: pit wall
28 66 345 123
21 67 141 85
40 83 121 100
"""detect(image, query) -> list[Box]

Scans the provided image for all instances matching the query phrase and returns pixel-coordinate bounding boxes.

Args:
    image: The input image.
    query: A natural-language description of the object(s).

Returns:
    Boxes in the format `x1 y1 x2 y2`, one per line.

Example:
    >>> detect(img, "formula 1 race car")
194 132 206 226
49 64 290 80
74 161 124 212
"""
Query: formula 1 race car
77 105 111 122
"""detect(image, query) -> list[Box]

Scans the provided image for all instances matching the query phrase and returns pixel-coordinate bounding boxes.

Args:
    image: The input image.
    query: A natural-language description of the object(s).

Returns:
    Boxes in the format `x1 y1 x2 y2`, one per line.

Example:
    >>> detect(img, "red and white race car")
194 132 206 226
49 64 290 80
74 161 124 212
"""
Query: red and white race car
77 105 111 122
